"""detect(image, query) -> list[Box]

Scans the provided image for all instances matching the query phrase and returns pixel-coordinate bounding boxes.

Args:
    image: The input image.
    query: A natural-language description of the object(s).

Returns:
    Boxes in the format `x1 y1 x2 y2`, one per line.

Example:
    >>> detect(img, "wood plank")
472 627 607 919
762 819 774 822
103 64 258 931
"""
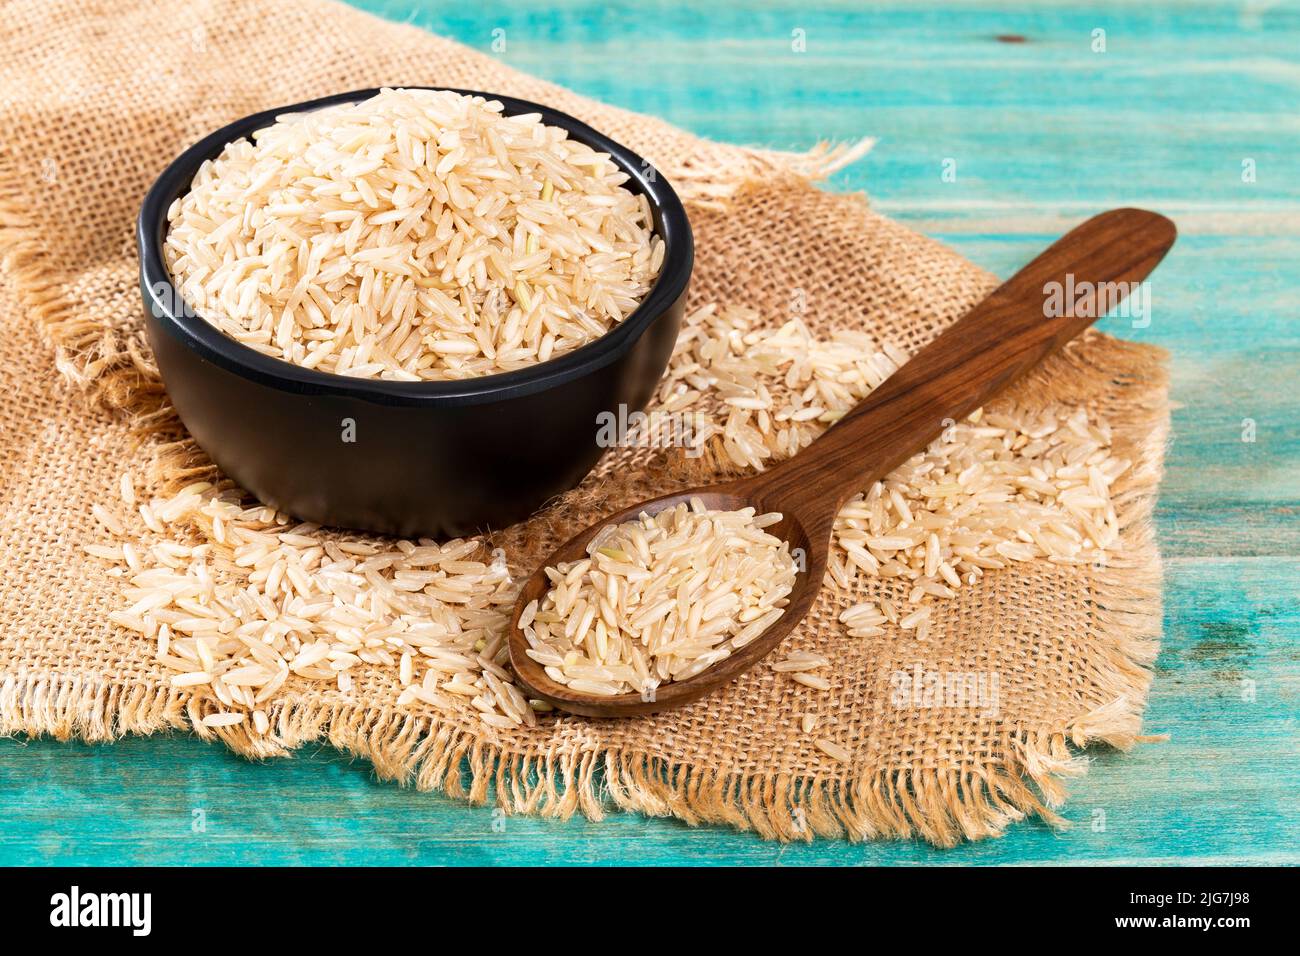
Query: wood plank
3 0 1296 865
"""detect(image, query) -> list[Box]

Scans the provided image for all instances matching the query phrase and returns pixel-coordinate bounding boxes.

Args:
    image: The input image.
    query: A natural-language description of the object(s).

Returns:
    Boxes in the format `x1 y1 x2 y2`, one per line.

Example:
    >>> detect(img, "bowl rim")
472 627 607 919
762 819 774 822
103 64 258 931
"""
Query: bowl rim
137 86 693 407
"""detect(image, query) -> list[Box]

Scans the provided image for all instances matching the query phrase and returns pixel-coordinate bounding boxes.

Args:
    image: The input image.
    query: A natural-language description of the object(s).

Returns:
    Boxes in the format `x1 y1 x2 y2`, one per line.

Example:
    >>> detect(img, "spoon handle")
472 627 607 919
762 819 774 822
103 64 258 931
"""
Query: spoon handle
758 207 1176 527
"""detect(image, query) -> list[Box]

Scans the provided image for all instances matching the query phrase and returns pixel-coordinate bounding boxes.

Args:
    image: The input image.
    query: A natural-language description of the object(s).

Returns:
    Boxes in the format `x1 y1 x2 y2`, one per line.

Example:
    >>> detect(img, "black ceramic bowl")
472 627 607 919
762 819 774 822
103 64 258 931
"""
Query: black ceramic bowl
138 88 692 538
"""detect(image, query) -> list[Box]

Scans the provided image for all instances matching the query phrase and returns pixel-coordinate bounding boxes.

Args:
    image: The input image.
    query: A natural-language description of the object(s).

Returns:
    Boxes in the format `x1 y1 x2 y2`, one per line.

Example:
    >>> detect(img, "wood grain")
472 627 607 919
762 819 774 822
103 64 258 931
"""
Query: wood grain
1 0 1295 865
508 209 1176 716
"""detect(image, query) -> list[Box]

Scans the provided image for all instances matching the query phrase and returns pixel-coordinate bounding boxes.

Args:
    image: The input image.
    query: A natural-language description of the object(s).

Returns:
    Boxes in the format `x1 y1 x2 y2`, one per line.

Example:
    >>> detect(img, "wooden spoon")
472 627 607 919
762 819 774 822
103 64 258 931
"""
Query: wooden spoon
507 208 1176 717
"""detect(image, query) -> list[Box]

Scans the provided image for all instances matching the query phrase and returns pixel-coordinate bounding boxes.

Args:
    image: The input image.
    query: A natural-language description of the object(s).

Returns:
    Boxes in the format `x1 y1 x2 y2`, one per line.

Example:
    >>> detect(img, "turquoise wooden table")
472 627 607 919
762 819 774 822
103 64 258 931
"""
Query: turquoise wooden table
2 0 1297 866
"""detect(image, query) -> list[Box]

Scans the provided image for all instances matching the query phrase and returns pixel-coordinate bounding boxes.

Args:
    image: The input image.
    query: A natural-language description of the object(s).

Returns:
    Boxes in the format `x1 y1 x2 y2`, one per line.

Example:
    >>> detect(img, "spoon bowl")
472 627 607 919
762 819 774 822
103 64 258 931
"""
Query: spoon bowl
508 479 828 717
508 208 1178 717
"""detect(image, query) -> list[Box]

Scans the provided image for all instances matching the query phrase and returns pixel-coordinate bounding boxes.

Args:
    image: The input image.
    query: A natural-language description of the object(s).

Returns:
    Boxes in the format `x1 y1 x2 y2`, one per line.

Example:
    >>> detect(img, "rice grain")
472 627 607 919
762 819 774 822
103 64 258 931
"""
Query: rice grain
528 500 799 696
165 88 663 381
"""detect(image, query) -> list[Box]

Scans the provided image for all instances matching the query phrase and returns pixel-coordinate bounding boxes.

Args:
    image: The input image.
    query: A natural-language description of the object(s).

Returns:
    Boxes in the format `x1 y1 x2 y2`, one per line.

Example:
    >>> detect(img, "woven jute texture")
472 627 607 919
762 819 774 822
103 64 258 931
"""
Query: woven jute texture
0 0 1168 844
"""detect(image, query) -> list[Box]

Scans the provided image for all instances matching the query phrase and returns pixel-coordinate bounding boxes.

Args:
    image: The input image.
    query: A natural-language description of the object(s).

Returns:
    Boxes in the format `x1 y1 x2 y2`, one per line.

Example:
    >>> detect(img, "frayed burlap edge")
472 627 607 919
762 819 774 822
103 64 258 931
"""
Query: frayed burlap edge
0 286 1168 847
1 119 1168 844
0 556 1161 846
0 174 156 414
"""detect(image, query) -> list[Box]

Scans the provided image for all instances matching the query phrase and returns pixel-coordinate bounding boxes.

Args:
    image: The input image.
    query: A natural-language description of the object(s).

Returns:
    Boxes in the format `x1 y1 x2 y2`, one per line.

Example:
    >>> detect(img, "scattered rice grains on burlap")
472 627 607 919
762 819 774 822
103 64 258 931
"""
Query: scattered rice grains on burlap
0 0 1168 846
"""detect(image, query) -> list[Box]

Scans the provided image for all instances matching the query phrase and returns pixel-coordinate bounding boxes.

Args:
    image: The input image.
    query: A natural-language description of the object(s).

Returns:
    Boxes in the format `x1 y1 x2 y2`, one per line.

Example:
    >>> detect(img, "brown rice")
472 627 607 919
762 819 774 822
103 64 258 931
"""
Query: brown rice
164 88 663 381
662 305 1128 613
87 480 537 733
521 500 799 697
89 301 1129 729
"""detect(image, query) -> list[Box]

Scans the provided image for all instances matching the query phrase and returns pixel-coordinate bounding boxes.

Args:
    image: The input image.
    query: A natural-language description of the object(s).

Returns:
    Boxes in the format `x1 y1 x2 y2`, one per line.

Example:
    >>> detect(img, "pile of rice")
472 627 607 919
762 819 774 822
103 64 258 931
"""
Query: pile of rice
519 501 798 697
88 301 1131 735
655 303 912 468
88 477 538 733
164 88 664 381
658 305 1130 619
830 403 1127 642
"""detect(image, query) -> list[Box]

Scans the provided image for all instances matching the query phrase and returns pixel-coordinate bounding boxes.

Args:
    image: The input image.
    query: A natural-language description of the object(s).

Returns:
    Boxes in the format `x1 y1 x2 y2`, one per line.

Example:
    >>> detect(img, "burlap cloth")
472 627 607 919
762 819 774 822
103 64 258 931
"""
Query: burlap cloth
0 0 1167 844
